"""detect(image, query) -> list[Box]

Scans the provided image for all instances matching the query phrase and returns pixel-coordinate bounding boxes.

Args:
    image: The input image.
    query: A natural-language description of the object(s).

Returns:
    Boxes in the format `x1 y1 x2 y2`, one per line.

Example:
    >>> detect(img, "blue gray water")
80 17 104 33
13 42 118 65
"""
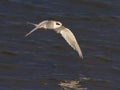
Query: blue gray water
0 0 120 90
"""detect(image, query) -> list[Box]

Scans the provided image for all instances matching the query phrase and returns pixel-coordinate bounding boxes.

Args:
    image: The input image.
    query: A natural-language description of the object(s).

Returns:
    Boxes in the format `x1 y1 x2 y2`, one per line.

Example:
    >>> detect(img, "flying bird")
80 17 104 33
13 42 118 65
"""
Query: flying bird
25 20 83 59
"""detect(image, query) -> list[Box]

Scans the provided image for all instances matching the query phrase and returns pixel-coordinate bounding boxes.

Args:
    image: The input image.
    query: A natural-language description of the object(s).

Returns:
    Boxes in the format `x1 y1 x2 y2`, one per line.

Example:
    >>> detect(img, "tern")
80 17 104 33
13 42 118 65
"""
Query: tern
25 20 83 59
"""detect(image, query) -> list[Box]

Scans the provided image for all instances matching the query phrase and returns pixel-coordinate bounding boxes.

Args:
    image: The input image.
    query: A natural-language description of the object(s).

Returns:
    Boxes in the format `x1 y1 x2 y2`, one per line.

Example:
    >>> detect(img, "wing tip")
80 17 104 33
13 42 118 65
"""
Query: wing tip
77 50 83 60
79 54 83 60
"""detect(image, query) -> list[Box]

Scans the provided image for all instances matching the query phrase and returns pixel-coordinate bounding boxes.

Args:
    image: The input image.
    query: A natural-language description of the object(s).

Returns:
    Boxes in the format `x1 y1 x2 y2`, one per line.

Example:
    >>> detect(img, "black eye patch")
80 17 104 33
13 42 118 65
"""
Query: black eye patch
56 22 60 25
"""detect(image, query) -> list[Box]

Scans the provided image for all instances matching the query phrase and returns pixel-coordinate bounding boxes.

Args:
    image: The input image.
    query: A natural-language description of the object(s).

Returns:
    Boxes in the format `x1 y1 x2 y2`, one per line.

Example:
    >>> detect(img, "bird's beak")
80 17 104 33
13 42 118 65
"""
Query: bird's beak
25 24 45 37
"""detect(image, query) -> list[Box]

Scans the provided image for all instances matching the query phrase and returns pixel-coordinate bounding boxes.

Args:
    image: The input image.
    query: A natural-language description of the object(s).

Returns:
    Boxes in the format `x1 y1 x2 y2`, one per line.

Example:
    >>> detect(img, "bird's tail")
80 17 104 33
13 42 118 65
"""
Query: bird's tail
27 21 38 27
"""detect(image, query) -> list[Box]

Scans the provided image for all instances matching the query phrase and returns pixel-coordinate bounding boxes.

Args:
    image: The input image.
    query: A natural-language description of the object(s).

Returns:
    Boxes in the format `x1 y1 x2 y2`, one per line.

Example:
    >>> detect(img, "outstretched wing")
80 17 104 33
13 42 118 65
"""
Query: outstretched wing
25 20 49 37
56 27 83 59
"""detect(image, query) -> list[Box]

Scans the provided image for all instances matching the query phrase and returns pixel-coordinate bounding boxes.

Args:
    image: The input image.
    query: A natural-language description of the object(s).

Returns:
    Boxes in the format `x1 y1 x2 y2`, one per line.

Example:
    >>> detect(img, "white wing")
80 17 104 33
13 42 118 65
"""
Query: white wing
56 27 83 59
25 20 49 37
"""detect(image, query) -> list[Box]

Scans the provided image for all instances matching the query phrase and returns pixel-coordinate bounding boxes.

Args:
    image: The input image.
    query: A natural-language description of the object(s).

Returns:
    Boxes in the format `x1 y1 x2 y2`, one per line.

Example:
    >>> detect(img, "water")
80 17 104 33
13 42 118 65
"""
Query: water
0 0 120 90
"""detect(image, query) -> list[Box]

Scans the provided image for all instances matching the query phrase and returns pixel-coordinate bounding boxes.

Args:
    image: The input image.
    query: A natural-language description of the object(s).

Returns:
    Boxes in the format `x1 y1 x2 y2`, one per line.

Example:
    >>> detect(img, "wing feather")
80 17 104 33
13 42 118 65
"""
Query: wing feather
56 27 83 59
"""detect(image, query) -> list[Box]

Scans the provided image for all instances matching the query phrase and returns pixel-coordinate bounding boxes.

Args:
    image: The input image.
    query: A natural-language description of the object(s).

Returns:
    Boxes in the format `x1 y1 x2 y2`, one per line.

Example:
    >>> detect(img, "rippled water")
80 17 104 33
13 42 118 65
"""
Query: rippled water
0 0 120 90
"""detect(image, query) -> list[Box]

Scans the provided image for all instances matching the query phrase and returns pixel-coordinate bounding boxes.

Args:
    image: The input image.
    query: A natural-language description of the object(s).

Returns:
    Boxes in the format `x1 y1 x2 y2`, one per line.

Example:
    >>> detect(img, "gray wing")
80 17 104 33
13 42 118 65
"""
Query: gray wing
56 27 83 59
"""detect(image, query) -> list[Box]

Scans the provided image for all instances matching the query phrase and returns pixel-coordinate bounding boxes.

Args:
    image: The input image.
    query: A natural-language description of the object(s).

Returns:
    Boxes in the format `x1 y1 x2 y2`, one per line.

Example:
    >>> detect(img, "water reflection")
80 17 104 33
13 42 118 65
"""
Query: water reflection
59 75 90 90
0 0 120 90
59 80 87 90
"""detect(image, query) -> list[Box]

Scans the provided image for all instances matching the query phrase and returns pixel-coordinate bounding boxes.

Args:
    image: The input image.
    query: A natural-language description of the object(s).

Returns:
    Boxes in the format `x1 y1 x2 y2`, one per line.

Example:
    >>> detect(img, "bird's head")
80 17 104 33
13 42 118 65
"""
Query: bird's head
25 20 62 37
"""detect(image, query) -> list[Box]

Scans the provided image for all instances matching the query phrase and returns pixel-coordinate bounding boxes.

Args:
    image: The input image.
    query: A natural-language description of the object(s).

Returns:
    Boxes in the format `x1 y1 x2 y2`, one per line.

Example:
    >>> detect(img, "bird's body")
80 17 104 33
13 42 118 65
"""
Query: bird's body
25 20 83 59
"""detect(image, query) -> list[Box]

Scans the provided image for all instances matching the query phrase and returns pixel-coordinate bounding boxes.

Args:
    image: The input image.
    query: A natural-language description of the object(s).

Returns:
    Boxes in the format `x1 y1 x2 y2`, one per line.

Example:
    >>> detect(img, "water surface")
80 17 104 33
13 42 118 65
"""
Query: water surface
0 0 120 90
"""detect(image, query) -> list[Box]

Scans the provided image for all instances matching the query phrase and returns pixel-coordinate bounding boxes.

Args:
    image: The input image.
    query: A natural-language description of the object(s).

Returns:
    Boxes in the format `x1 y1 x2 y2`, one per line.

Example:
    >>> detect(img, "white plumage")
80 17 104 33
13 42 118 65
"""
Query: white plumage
25 20 83 59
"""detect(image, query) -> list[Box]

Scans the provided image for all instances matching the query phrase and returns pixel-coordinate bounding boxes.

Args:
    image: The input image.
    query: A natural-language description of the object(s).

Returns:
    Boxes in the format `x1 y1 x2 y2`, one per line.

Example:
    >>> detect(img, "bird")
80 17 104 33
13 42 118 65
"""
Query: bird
25 20 83 59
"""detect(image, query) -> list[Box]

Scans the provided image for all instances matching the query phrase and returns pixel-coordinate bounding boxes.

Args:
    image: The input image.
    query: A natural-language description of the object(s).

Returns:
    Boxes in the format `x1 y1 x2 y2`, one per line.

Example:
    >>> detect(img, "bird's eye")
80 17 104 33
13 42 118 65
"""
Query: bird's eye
56 22 60 25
